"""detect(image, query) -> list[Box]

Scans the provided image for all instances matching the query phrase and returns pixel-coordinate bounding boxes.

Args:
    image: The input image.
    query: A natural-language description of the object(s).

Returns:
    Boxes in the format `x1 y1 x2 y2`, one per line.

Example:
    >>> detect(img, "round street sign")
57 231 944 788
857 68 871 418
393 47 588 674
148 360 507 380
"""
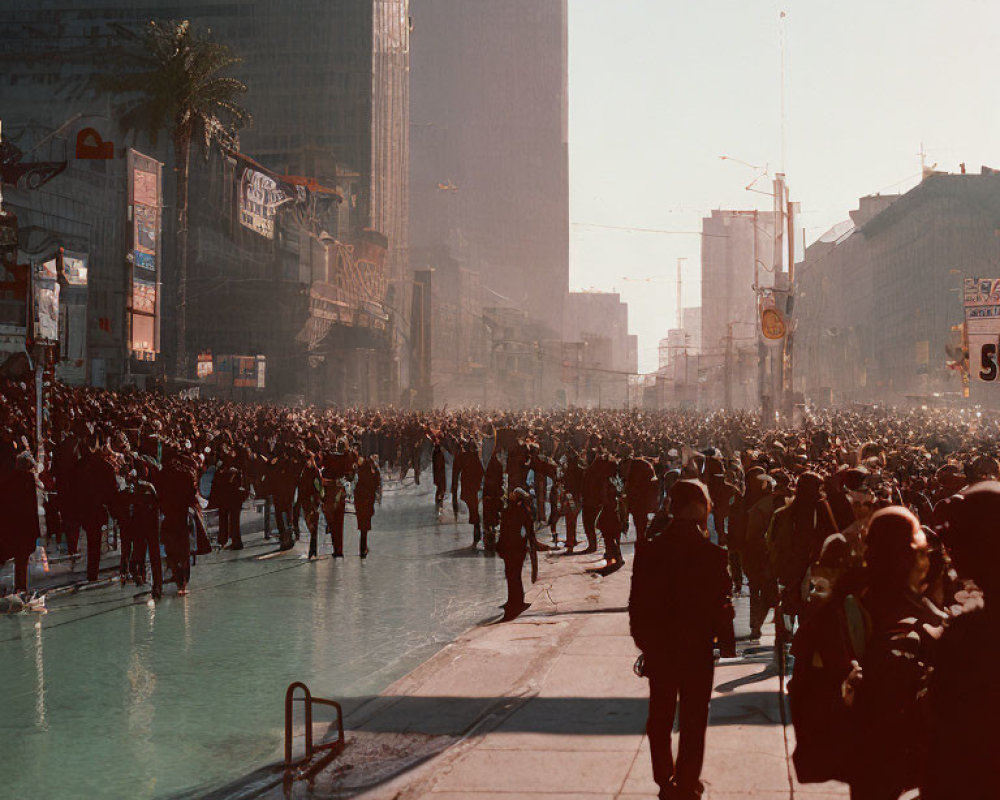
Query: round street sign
761 308 787 340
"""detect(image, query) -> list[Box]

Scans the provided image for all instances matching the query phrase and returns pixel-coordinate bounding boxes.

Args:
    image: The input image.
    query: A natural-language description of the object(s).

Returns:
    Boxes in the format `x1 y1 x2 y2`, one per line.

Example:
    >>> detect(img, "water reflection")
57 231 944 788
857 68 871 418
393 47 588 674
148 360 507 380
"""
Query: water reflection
1 487 502 799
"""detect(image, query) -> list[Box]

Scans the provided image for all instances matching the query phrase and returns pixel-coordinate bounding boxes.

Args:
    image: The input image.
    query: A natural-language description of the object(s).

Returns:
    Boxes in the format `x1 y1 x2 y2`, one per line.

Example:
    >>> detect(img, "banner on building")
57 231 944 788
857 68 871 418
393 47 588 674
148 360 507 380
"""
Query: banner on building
34 259 59 342
62 251 88 286
128 149 162 358
196 352 214 379
238 163 295 239
963 277 1000 383
963 277 1000 318
132 277 157 315
212 354 265 389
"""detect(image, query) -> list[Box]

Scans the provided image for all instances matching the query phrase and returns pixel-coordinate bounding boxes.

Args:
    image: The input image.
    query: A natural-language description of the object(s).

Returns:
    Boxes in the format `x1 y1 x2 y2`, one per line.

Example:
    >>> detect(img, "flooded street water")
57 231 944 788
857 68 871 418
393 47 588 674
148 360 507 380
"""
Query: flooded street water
0 482 506 800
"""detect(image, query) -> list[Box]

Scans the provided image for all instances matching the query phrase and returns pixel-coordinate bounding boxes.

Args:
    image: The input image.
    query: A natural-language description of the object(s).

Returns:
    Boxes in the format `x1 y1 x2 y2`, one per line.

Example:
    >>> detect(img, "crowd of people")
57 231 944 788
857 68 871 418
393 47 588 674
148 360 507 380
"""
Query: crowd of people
0 380 997 798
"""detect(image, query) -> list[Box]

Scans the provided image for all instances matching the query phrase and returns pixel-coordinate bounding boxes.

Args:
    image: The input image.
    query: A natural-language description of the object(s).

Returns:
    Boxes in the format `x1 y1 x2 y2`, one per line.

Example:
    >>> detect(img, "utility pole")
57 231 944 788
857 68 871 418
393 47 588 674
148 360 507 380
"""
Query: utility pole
769 174 786 422
754 209 766 414
784 195 796 416
724 321 734 409
675 257 686 329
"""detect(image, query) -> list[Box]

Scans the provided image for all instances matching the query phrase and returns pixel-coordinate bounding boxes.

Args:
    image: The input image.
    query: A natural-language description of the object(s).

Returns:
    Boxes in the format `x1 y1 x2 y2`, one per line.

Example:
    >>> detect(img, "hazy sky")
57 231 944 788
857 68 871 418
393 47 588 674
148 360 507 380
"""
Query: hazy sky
568 0 1000 372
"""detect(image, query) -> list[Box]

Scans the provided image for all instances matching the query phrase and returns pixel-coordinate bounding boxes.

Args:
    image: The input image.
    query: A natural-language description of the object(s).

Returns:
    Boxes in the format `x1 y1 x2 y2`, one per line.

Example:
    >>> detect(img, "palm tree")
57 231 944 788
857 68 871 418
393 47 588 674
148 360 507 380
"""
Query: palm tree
102 20 251 378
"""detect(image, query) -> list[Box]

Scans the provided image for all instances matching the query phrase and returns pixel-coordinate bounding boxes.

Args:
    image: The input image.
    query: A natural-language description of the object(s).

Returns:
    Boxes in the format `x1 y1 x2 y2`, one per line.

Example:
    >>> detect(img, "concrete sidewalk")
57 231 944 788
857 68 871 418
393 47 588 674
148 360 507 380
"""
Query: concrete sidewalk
271 546 850 800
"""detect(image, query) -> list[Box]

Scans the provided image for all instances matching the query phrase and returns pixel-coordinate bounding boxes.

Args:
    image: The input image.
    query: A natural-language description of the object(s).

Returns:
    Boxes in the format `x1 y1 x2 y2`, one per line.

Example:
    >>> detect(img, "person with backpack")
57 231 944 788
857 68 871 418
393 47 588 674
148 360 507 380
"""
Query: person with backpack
788 531 868 785
768 471 837 637
850 507 945 799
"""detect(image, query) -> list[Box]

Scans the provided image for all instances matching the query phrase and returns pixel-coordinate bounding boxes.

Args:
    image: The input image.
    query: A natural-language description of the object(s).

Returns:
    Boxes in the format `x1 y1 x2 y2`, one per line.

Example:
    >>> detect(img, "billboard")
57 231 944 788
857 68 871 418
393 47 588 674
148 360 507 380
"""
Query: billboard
128 150 162 358
963 277 1000 383
34 259 59 342
238 163 295 239
211 353 265 389
62 251 88 286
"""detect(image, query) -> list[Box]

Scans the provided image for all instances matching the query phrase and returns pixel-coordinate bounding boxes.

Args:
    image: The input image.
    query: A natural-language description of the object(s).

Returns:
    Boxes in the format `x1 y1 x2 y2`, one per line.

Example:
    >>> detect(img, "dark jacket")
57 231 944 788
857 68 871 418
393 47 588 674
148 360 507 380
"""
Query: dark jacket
629 518 735 664
0 469 40 563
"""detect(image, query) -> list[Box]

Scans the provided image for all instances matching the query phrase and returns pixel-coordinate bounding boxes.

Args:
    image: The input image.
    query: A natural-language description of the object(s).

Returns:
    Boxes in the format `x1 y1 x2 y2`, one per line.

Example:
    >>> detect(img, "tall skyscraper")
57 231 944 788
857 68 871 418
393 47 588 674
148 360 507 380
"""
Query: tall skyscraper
409 0 569 334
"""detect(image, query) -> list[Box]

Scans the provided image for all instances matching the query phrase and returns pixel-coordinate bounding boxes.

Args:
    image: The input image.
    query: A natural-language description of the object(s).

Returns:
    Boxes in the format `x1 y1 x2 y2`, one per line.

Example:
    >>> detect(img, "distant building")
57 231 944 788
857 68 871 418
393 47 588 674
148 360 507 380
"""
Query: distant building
409 0 569 339
683 306 702 354
564 291 633 407
700 209 776 409
796 173 1000 406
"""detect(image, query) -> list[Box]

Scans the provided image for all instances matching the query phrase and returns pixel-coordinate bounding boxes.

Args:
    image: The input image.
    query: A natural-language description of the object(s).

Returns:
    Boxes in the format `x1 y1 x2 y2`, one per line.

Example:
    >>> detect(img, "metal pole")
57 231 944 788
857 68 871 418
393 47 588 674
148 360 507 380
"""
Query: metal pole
785 196 796 415
724 322 733 409
773 175 786 419
754 210 766 414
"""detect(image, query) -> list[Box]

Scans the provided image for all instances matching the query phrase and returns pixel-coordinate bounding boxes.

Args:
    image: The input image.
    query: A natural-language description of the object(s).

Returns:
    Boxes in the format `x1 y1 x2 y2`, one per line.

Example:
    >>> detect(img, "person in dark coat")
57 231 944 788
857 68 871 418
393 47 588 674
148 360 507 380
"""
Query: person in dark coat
156 452 199 594
212 452 247 550
624 455 658 543
459 440 485 547
923 481 1000 799
0 452 41 593
497 488 534 620
354 455 382 558
322 441 357 558
297 452 323 559
431 441 447 516
629 479 735 800
80 446 119 582
561 453 585 553
482 450 504 551
580 453 606 554
116 460 163 598
851 507 944 800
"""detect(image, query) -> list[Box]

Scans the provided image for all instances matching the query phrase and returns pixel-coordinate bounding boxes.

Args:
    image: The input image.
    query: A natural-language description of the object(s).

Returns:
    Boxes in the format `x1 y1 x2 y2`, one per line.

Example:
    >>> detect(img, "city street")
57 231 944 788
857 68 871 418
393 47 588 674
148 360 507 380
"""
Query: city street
0 481 510 800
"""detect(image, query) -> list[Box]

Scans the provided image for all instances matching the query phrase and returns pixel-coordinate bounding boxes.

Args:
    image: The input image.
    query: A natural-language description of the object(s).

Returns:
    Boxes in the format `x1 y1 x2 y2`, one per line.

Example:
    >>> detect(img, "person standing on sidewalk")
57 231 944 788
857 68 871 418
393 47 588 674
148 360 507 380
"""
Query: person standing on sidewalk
497 488 535 621
629 479 735 800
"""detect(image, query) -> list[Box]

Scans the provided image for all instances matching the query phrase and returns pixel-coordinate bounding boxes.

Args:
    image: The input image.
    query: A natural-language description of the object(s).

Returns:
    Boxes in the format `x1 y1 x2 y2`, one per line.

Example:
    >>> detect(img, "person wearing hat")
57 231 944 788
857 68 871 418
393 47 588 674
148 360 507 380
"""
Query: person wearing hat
629 479 735 800
497 487 535 620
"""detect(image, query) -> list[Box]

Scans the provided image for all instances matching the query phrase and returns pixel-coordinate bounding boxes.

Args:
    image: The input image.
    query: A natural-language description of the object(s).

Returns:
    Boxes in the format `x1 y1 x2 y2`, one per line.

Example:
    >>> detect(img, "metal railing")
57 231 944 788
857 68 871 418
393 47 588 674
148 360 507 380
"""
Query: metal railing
284 681 346 779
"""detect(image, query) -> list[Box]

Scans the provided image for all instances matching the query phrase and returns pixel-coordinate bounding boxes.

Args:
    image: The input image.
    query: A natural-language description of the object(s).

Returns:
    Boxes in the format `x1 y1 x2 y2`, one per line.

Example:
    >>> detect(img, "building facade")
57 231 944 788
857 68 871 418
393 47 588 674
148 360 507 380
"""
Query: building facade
796 172 1000 406
2 0 409 399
